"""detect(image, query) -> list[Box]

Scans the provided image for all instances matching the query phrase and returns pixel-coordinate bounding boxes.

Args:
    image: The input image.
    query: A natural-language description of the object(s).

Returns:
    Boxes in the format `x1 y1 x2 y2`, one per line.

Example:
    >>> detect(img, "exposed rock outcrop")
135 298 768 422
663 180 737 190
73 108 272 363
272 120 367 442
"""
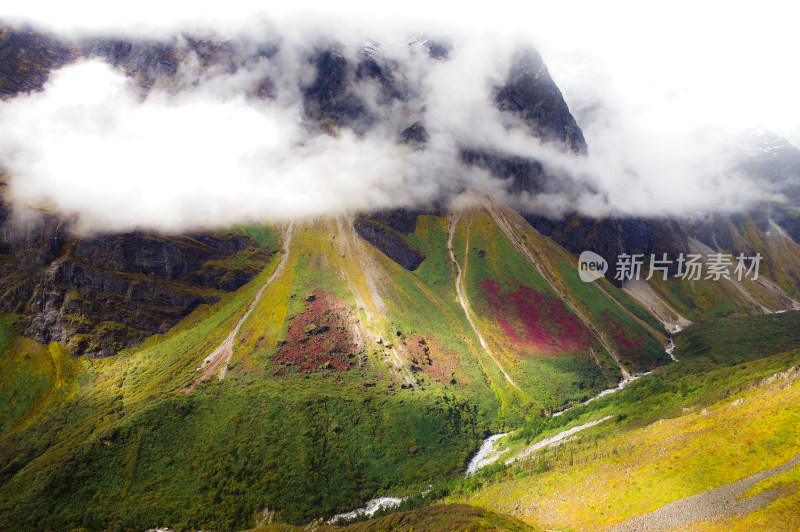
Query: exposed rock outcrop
496 47 587 154
0 27 73 96
0 190 273 357
353 216 425 271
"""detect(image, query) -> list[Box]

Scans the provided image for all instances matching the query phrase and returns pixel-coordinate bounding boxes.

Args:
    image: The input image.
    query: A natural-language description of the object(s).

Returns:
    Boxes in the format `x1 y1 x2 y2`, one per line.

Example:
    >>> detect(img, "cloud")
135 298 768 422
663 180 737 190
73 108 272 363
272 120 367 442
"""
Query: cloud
5 1 799 137
0 8 793 232
0 59 434 232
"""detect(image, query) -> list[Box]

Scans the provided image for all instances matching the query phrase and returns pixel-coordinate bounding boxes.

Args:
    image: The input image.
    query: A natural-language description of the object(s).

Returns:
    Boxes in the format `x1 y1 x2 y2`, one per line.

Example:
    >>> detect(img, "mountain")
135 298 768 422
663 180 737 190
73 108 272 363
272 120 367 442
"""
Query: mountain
0 22 799 531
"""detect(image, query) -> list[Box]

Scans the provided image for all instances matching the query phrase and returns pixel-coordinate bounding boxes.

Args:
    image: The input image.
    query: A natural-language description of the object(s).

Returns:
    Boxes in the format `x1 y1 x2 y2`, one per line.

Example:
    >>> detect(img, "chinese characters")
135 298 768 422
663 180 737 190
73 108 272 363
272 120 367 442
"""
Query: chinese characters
614 253 762 282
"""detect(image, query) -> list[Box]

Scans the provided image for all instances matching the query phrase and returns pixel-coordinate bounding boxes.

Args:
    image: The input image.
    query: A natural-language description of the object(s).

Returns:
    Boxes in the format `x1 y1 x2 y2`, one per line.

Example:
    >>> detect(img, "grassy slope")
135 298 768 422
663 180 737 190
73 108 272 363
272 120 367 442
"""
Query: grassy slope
0 232 293 528
641 215 800 322
647 273 761 322
0 315 82 434
453 209 669 413
0 222 490 530
457 211 613 411
401 215 532 422
367 219 512 403
451 312 800 530
0 214 699 530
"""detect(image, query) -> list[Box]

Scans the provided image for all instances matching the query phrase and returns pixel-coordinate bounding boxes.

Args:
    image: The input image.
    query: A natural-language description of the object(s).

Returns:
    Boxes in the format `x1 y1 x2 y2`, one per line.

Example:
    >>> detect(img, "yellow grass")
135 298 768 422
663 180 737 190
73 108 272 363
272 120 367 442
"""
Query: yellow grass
458 368 800 530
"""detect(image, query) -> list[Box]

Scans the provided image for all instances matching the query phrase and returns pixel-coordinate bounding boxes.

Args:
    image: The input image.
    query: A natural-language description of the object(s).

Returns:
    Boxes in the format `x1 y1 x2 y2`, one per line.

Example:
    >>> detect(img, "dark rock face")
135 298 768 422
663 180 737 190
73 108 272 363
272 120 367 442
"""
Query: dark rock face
1 26 279 102
303 45 414 132
353 216 425 271
461 150 549 195
355 50 409 104
0 28 183 98
362 210 420 234
0 26 282 356
303 49 370 131
425 40 450 60
460 48 589 203
496 48 587 154
401 122 429 147
83 38 180 88
0 27 73 96
0 193 272 357
527 214 688 286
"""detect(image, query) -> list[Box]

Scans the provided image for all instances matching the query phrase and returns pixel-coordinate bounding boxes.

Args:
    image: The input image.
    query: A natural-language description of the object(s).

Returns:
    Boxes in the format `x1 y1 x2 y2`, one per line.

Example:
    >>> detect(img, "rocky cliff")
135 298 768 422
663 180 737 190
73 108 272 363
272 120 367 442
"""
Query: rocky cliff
0 187 274 357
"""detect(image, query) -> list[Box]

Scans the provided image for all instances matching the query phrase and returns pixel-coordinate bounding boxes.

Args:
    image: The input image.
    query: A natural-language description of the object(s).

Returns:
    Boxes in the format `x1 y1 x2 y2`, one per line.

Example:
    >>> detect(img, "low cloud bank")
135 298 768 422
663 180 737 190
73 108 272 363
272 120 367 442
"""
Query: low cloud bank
0 14 789 232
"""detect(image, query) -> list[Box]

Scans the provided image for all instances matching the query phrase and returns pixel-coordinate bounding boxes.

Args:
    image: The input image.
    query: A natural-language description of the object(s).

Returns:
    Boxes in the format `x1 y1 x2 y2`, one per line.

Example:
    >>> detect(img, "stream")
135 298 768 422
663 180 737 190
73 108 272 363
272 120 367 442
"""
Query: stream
326 322 684 521
552 327 680 417
552 370 653 417
465 432 511 474
506 415 613 464
326 497 406 524
665 324 681 361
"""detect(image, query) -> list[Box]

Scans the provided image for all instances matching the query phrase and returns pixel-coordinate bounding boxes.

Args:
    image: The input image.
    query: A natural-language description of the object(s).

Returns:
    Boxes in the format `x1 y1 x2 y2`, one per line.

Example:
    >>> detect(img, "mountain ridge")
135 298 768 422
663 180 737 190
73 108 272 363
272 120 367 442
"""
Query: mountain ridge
0 21 799 531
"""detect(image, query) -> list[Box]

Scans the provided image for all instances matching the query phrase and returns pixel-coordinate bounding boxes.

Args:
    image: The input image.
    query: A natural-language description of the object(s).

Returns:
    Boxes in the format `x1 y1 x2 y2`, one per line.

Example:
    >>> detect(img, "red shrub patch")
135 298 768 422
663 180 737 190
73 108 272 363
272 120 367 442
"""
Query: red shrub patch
600 311 644 354
399 335 462 386
272 290 361 373
480 280 591 356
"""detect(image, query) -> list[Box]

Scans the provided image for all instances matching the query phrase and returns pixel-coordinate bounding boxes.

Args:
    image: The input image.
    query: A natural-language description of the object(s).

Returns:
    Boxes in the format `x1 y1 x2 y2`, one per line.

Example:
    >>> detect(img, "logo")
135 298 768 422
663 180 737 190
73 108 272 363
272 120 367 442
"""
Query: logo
576 251 762 284
578 251 608 282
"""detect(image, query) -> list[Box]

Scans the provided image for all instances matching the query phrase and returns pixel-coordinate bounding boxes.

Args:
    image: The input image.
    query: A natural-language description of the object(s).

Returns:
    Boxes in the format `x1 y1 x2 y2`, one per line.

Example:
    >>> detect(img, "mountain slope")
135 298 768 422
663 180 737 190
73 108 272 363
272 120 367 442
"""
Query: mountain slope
0 211 673 529
454 312 800 531
252 503 538 531
0 21 799 532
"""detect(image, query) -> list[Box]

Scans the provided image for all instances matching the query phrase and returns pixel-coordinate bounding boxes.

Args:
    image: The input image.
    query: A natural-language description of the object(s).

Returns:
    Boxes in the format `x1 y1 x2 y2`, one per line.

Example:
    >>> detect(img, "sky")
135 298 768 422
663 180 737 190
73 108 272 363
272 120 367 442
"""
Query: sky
1 0 798 232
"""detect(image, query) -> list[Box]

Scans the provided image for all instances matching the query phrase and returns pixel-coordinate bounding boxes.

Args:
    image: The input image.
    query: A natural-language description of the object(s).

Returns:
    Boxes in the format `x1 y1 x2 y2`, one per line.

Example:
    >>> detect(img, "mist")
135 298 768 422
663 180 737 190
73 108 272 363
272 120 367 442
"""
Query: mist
0 3 796 232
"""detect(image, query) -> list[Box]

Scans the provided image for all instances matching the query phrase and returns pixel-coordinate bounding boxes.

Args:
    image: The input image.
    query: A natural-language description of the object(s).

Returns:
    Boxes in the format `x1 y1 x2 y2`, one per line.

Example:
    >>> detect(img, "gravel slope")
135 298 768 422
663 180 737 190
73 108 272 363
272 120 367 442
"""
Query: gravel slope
610 453 800 531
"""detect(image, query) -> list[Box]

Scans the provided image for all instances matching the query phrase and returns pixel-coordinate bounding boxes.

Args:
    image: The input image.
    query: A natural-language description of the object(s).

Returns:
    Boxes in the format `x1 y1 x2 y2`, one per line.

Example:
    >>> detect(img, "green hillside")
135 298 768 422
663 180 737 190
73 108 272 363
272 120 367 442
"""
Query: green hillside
0 210 674 530
449 312 800 530
0 20 799 532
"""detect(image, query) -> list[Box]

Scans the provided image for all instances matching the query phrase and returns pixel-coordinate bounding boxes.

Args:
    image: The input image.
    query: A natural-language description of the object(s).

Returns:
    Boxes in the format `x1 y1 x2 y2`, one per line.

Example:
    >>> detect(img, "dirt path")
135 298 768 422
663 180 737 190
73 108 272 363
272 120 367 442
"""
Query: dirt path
447 210 522 391
480 195 631 380
185 222 294 389
610 453 800 531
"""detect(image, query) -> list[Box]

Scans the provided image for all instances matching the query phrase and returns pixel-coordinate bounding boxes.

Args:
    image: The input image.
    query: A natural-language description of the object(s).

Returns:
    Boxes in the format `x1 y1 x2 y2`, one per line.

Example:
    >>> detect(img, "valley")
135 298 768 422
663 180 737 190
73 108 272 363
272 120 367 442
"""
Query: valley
0 210 675 530
3 207 798 531
0 20 798 532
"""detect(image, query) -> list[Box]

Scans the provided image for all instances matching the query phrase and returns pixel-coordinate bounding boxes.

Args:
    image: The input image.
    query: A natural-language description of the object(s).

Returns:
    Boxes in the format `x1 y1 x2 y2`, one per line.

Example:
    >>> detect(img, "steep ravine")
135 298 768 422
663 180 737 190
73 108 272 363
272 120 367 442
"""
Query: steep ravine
447 210 522 391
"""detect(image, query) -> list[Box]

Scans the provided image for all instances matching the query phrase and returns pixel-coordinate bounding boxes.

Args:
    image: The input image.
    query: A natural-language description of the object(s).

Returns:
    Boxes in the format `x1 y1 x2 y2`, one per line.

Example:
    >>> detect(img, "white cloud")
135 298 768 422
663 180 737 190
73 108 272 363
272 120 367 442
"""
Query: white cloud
5 1 798 137
0 60 430 231
0 3 795 230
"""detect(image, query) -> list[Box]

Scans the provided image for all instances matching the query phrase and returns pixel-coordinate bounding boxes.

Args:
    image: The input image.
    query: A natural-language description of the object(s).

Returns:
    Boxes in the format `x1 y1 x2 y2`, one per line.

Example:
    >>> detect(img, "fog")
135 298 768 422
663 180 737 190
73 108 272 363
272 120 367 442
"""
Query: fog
0 2 796 232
